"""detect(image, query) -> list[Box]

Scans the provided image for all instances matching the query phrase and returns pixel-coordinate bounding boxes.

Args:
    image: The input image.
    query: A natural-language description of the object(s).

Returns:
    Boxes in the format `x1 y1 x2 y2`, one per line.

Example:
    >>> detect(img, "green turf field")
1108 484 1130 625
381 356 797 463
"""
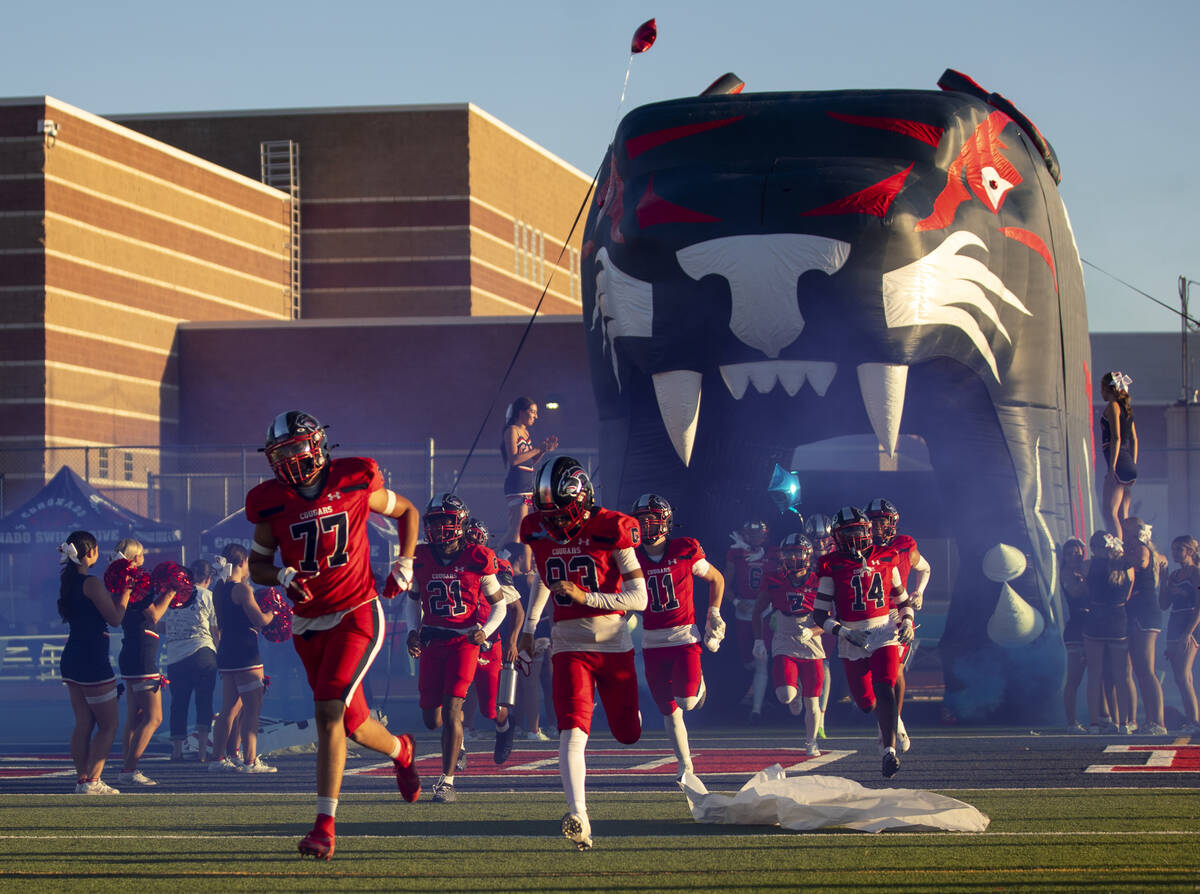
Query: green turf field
1 790 1197 892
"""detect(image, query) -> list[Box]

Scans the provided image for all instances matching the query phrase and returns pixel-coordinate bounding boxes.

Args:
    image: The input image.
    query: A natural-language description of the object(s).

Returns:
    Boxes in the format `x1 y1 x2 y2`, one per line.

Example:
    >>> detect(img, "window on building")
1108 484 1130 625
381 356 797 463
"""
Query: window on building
123 451 134 482
97 449 109 480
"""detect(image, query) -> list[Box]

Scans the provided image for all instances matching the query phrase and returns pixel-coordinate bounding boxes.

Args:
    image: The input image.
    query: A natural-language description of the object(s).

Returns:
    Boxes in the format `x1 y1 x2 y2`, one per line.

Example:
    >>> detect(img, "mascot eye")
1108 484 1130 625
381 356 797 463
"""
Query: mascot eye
979 165 1013 211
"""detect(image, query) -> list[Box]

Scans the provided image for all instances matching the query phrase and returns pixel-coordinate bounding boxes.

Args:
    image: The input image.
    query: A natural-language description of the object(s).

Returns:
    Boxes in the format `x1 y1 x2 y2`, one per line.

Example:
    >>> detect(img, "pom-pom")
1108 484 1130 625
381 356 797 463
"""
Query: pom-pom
103 557 132 596
150 561 193 608
256 587 293 643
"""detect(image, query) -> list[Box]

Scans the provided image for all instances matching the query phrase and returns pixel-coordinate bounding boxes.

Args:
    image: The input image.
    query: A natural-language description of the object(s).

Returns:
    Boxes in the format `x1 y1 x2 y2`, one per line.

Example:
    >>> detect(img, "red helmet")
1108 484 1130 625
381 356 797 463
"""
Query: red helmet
262 410 329 489
865 498 900 546
425 493 469 548
831 505 873 558
464 517 490 546
632 493 673 543
778 533 813 574
534 456 594 544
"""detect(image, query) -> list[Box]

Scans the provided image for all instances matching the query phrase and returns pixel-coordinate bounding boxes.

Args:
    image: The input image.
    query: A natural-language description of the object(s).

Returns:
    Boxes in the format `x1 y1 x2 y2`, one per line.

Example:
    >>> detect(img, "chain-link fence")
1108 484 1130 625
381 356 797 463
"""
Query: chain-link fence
0 442 598 563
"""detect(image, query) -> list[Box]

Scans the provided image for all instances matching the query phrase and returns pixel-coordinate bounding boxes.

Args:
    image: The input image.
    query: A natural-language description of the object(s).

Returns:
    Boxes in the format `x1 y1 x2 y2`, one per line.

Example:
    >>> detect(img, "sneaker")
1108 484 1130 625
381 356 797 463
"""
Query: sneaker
298 828 334 860
494 724 516 765
523 729 551 742
393 734 421 803
1178 720 1200 734
455 744 468 773
118 770 157 786
1066 722 1088 734
209 757 239 772
1086 723 1103 735
805 740 821 757
896 720 911 754
76 779 120 794
431 778 456 803
561 812 593 851
1120 722 1136 735
881 748 900 779
1143 723 1169 736
239 757 277 774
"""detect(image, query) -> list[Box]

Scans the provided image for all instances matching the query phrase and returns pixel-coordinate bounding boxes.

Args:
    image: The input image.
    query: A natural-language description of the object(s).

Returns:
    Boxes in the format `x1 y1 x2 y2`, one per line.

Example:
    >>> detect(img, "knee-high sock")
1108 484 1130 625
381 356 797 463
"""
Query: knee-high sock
752 656 768 713
819 660 831 713
559 728 588 816
804 697 822 742
663 707 692 772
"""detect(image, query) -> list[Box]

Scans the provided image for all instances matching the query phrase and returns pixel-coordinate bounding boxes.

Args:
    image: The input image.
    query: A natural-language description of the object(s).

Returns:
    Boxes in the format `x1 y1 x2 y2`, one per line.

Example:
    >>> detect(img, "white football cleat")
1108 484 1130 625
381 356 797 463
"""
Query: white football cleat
561 812 593 851
805 740 821 757
896 718 911 753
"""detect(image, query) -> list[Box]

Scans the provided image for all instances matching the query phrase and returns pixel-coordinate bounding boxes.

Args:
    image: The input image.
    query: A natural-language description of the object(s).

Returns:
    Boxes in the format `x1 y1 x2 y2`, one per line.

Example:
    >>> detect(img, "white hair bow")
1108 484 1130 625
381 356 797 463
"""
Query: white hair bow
58 542 81 565
1102 533 1124 553
214 556 232 582
1108 370 1133 392
110 548 129 562
1137 524 1153 545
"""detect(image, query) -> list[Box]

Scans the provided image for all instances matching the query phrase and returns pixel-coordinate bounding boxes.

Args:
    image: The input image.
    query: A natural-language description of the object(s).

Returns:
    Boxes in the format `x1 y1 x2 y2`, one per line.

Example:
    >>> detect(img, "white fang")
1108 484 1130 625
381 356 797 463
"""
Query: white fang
652 370 702 466
857 363 908 457
718 361 838 400
592 247 654 389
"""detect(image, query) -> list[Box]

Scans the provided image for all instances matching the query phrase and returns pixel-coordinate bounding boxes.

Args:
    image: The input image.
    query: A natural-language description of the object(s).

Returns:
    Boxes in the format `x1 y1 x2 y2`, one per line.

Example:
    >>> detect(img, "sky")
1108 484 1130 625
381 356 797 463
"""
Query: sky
4 0 1197 333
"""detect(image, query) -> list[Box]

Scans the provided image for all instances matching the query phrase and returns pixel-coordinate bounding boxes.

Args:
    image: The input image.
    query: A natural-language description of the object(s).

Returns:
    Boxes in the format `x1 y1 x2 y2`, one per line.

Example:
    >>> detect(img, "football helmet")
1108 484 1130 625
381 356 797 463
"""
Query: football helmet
425 493 469 548
804 513 835 556
632 493 673 543
533 455 594 544
464 517 490 546
865 498 900 546
778 533 813 574
831 506 873 558
262 411 329 488
742 519 769 548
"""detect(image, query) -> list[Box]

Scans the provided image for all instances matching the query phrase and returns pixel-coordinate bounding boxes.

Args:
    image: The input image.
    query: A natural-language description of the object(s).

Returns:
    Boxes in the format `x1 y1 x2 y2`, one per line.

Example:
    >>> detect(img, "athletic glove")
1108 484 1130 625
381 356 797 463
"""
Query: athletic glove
839 626 869 649
277 566 314 606
389 556 414 592
898 618 915 644
703 607 726 652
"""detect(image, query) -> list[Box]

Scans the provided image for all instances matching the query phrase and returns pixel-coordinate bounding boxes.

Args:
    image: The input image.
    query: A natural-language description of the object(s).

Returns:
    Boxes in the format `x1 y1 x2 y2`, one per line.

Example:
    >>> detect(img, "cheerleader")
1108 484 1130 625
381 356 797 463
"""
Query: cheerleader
59 530 129 794
209 544 277 774
114 539 178 786
499 397 558 554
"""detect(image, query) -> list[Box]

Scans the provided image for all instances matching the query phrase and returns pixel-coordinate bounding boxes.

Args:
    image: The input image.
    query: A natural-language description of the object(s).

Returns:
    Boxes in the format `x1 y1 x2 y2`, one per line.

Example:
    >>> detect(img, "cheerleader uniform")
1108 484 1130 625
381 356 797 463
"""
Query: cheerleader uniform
502 429 535 502
1083 563 1129 642
119 601 163 690
60 573 116 686
1127 560 1163 634
213 580 262 672
1164 572 1200 645
1100 406 1137 485
1061 569 1088 652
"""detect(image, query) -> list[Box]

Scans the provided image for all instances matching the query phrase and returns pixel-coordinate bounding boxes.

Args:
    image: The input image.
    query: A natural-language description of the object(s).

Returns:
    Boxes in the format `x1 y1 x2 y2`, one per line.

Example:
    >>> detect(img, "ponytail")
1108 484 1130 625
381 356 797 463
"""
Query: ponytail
58 530 97 623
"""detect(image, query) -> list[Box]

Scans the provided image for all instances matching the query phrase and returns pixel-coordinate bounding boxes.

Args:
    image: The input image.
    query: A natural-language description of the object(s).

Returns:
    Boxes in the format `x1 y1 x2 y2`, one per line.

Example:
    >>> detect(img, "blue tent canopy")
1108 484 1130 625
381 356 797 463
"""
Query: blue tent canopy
0 466 182 552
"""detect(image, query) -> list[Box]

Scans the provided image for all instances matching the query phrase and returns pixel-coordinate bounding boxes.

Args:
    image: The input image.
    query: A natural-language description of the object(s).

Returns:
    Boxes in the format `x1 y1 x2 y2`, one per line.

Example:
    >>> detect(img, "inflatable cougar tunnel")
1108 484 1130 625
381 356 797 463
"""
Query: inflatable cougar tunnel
581 70 1093 723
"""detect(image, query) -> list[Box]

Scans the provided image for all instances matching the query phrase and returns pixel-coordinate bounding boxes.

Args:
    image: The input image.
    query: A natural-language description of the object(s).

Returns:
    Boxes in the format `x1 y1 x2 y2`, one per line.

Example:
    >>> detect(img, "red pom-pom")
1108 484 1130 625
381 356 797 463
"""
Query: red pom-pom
256 587 293 643
150 561 193 608
103 558 132 597
129 569 152 605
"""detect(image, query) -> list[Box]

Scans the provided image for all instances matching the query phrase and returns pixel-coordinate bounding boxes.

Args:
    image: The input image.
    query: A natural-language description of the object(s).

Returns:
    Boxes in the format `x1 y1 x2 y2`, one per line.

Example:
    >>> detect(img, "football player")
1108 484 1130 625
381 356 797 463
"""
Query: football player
631 494 725 780
805 512 838 735
463 517 525 765
812 506 914 778
752 534 825 756
246 411 422 860
865 498 931 755
402 496 508 803
725 519 772 722
518 456 646 851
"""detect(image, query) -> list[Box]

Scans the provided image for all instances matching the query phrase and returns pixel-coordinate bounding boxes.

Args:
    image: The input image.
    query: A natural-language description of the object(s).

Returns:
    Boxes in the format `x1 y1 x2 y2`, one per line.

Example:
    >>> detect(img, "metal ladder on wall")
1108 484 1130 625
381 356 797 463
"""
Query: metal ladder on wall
260 140 301 319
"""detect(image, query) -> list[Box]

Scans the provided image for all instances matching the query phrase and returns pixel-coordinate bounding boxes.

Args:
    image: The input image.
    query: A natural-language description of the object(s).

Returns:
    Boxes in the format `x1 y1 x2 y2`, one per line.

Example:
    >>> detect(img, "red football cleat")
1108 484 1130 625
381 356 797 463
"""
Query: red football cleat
298 827 334 860
393 733 421 803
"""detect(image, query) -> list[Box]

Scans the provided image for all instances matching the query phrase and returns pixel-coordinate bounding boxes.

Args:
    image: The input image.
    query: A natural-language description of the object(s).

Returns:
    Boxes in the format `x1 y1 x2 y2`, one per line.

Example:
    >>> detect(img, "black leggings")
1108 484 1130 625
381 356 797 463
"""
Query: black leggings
168 647 217 739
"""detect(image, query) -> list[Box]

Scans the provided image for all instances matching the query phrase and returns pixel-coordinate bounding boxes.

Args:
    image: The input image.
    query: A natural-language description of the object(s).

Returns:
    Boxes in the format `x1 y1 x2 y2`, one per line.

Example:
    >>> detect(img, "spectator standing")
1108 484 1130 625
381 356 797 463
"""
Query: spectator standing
165 558 219 761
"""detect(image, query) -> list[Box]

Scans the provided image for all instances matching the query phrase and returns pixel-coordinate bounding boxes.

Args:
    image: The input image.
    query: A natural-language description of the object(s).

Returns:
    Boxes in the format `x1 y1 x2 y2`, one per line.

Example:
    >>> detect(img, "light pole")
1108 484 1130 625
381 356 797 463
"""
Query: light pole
1181 277 1200 535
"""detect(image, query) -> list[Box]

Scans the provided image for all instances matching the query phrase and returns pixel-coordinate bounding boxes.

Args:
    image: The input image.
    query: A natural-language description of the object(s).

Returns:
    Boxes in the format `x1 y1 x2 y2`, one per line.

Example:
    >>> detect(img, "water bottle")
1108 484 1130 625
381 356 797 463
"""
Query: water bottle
498 662 518 707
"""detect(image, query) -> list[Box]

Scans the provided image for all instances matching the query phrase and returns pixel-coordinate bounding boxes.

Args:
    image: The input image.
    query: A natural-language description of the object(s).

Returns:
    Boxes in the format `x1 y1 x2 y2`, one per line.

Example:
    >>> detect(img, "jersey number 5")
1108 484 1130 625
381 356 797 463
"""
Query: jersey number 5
849 571 885 612
289 511 349 574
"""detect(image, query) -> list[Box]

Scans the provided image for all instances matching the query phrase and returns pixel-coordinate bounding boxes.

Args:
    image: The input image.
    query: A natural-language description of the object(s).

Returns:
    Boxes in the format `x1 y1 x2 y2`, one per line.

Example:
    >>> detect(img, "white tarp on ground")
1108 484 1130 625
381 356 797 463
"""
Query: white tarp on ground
680 764 990 833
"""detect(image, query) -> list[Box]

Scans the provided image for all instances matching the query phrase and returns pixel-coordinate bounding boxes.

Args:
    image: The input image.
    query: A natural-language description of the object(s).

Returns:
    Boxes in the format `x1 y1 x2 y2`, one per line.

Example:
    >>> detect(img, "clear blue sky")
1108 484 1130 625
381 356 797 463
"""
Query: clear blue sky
6 0 1196 332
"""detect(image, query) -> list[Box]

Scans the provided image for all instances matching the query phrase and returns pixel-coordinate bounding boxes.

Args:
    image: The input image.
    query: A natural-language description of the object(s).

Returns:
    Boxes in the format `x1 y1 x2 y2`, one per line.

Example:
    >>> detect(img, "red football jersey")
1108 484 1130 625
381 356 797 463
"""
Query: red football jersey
521 506 640 623
726 546 772 602
882 533 918 588
816 548 900 623
762 570 819 617
245 457 383 618
410 542 498 631
637 537 706 631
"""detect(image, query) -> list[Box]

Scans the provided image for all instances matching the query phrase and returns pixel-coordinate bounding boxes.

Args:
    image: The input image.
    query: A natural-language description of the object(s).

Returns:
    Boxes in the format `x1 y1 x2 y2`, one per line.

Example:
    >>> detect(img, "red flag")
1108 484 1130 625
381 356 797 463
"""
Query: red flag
631 18 657 54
